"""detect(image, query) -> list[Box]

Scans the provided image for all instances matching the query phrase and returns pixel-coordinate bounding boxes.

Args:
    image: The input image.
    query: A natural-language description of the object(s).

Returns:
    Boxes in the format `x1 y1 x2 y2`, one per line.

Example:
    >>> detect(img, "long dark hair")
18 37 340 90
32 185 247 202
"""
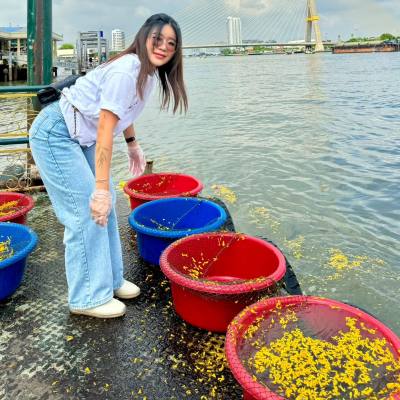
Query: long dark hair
108 13 188 114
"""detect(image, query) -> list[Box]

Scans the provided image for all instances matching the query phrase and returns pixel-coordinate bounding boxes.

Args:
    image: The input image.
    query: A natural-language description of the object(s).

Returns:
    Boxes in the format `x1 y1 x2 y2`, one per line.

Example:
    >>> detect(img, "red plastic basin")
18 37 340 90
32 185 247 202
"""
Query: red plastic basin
160 232 286 332
0 192 34 224
225 296 400 400
123 173 203 210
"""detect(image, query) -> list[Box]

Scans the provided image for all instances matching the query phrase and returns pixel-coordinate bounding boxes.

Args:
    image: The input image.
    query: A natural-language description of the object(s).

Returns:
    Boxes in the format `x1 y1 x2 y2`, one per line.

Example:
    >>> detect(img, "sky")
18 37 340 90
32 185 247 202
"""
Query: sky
0 0 399 45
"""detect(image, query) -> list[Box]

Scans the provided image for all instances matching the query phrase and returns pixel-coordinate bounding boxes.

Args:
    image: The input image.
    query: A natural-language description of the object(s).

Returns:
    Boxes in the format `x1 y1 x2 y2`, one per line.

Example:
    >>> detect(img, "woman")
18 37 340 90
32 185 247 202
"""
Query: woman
29 13 188 318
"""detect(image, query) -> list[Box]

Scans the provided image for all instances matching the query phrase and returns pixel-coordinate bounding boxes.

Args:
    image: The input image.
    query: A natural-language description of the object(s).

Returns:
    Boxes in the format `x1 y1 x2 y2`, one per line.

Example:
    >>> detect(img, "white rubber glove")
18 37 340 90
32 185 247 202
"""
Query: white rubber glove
90 189 112 227
127 141 146 178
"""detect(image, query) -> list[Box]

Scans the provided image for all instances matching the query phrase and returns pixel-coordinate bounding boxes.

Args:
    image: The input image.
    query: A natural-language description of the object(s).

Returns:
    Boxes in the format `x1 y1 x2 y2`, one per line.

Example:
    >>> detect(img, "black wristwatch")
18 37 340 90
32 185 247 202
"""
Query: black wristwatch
125 136 136 144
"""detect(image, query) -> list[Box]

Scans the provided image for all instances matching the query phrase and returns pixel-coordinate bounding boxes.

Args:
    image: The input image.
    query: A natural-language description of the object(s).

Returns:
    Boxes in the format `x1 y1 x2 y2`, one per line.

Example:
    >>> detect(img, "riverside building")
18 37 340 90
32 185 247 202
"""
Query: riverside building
111 29 126 51
226 17 242 46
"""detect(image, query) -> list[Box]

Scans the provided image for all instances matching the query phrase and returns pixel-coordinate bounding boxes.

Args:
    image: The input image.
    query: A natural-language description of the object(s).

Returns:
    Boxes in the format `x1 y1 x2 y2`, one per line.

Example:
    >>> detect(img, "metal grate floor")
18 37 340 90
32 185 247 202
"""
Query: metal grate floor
0 193 299 400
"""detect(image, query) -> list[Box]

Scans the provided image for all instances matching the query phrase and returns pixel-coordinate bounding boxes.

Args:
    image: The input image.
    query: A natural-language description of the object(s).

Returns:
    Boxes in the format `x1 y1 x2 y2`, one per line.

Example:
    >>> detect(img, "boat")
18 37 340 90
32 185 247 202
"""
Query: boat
332 40 400 54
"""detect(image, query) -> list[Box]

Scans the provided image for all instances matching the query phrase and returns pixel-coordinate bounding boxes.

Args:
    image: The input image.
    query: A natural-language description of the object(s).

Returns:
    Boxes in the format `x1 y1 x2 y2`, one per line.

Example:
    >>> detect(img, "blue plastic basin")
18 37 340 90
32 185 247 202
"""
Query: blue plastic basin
0 222 38 301
128 197 227 265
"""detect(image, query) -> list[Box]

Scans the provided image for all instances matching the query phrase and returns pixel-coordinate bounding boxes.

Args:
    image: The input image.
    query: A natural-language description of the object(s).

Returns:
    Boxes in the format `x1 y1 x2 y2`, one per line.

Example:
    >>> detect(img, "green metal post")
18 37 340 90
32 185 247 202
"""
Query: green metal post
42 0 53 84
26 0 52 188
27 0 36 85
27 0 53 85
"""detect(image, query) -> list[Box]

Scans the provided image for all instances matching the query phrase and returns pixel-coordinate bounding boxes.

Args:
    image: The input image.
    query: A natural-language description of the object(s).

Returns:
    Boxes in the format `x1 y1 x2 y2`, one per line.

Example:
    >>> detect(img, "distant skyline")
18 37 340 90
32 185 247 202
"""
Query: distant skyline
111 29 125 52
227 17 242 46
0 0 399 45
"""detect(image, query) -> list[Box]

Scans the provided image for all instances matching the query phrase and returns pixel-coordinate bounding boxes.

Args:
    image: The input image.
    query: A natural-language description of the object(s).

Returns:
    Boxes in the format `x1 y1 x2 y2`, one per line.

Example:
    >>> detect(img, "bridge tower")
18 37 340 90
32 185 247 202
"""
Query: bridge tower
305 0 324 52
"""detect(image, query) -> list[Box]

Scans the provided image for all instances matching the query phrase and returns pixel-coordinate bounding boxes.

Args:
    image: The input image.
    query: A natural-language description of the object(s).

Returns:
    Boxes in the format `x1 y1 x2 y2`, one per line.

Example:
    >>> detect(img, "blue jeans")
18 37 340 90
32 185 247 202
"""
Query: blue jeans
29 101 124 309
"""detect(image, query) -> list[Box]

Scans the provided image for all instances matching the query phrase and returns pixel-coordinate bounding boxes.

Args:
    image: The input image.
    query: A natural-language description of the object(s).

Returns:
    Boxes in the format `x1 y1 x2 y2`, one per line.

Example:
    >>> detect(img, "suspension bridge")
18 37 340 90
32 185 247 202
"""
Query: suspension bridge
129 0 330 51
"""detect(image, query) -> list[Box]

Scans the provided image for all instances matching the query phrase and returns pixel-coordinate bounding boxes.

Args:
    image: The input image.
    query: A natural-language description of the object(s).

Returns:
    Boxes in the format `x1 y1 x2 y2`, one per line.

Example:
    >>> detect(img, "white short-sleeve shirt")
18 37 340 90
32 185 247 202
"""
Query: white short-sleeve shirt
60 54 156 146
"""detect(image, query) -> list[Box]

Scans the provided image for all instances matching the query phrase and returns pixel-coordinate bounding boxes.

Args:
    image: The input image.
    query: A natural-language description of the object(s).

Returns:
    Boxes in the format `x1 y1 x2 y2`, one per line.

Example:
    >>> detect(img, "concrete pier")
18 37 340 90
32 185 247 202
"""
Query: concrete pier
0 193 243 400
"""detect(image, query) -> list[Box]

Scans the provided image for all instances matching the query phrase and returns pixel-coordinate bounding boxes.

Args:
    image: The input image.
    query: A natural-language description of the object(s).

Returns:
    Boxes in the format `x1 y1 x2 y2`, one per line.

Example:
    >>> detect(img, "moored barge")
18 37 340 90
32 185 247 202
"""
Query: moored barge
333 40 400 54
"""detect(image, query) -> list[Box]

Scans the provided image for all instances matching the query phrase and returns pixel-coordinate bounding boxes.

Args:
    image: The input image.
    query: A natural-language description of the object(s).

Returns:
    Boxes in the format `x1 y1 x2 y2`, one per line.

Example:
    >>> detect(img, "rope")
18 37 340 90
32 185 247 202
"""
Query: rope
139 200 206 231
199 234 238 278
169 200 203 230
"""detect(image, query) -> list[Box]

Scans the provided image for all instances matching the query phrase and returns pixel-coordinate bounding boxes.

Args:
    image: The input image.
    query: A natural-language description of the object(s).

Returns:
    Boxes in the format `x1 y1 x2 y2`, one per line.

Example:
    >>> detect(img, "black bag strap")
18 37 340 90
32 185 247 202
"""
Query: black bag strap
37 74 80 106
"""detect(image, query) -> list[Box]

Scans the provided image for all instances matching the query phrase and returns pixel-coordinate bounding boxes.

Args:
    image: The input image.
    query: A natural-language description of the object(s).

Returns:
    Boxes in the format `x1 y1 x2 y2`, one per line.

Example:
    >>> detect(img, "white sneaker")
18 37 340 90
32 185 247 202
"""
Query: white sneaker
114 280 141 299
70 298 126 318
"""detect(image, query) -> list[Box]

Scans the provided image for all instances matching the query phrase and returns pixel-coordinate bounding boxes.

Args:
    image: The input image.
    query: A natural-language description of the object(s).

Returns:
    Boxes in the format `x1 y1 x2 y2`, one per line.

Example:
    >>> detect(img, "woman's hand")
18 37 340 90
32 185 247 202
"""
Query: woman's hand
90 189 112 226
127 141 146 178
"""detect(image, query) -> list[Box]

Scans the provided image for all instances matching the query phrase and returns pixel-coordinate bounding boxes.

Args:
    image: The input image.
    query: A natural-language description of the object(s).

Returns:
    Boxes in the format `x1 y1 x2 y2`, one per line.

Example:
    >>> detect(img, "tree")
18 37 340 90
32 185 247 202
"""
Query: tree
347 36 370 42
59 43 74 50
221 48 232 56
379 33 395 41
253 45 267 53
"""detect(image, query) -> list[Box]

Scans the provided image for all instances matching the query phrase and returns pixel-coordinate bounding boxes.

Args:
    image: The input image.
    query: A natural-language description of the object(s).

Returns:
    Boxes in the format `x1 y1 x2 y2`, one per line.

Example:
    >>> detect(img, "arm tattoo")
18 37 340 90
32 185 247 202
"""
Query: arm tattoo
97 146 110 168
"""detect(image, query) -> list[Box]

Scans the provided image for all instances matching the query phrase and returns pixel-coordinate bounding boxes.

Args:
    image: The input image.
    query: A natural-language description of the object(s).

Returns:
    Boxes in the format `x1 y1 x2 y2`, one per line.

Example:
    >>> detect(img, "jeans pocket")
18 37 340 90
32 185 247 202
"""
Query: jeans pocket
29 114 49 140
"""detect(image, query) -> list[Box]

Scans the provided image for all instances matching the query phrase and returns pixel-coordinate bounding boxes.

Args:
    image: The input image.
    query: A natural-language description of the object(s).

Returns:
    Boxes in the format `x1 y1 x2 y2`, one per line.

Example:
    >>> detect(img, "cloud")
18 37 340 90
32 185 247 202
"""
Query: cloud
135 6 152 18
51 0 159 43
0 0 26 27
319 0 400 37
224 0 278 16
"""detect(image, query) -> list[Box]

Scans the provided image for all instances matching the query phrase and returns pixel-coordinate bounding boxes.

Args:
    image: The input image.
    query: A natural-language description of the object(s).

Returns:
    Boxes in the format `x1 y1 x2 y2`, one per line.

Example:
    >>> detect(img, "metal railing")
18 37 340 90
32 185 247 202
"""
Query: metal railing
0 86 45 93
0 85 45 191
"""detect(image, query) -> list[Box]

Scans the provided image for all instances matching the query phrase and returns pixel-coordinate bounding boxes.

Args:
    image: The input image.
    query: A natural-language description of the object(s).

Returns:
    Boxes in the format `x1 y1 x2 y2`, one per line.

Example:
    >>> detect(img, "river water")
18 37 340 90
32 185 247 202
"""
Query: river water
125 52 400 334
3 52 400 334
